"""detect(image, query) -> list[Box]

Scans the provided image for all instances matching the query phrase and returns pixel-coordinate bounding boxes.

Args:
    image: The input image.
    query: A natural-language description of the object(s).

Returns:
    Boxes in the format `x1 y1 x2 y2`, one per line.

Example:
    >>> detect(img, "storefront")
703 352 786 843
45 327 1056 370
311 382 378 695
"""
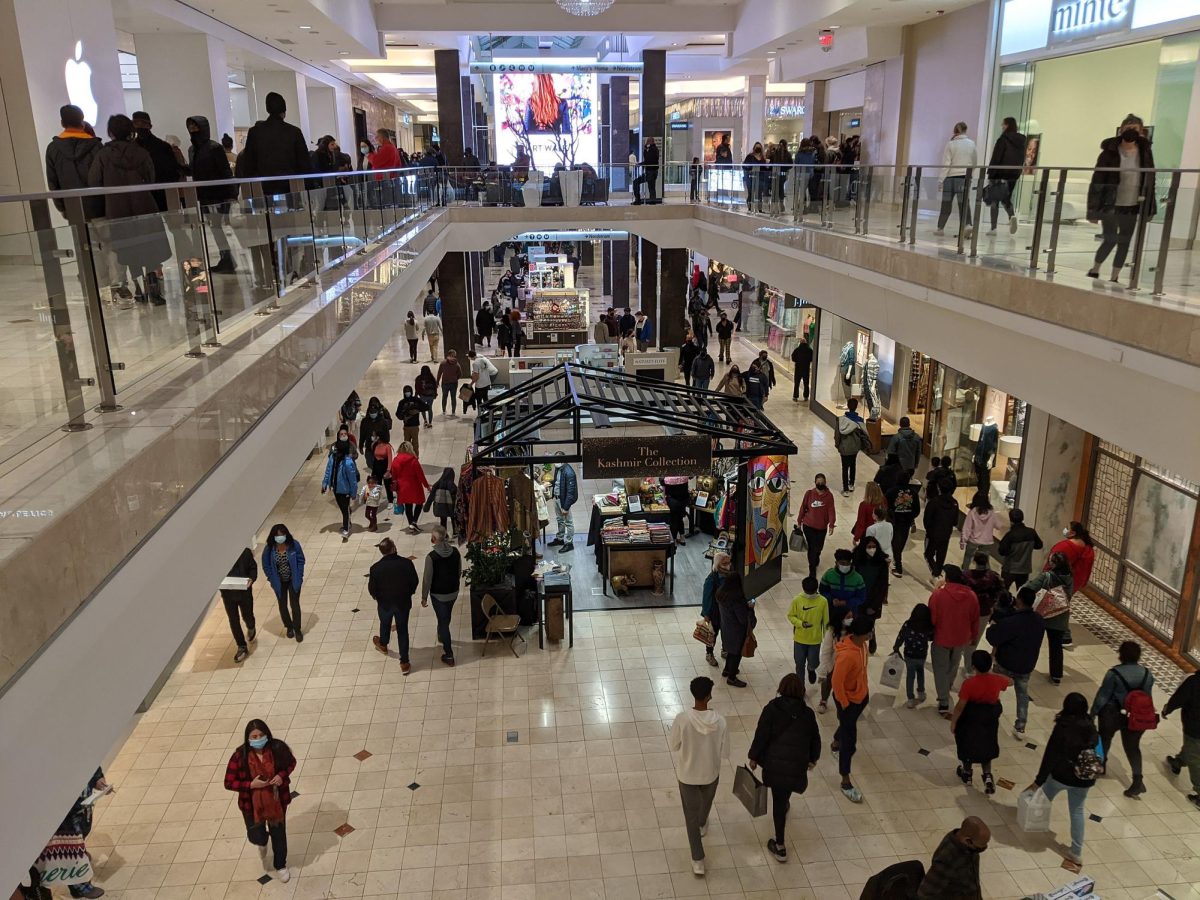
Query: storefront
762 285 817 361
763 97 807 148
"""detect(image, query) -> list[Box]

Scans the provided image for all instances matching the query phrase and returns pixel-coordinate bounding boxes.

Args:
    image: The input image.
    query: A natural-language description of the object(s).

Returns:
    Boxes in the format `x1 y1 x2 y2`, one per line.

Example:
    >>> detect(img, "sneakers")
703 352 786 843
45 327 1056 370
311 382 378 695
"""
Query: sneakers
276 868 290 883
558 543 574 553
841 784 864 803
905 699 918 709
1009 214 1019 234
767 838 788 862
984 772 996 795
916 691 926 703
1167 755 1183 776
234 647 248 664
1014 722 1026 736
705 652 718 667
340 528 349 538
441 654 456 667
841 489 851 497
691 859 705 876
1187 794 1200 809
373 636 388 655
891 569 903 578
817 700 828 714
956 764 971 785
726 676 747 688
547 538 563 547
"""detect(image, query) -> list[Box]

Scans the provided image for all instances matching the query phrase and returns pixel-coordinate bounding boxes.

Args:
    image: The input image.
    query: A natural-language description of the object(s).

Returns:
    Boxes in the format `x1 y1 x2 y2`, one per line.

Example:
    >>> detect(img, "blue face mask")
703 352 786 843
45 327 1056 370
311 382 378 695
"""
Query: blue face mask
249 736 269 750
274 535 287 544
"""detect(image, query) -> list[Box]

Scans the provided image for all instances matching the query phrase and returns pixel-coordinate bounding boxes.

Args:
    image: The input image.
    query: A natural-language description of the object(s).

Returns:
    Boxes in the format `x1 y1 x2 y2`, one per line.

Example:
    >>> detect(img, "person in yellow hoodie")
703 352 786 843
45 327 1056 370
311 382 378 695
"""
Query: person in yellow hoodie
831 615 873 803
787 575 828 685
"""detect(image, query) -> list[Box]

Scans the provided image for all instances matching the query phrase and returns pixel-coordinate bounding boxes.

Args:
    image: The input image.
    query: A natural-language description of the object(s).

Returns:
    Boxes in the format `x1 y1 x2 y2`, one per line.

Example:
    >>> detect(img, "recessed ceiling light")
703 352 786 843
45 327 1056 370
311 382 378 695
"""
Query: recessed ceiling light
339 50 350 55
299 25 312 29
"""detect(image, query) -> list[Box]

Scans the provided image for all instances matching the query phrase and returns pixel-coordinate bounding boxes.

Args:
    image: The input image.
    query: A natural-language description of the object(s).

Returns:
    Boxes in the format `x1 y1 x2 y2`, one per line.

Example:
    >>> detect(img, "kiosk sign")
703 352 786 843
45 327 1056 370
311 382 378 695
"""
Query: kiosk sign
581 435 711 479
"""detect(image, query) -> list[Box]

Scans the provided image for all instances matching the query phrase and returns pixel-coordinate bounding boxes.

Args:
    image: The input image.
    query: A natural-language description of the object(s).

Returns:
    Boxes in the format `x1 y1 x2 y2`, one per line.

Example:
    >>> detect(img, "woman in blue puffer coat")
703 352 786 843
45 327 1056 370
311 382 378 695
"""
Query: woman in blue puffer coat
322 431 360 539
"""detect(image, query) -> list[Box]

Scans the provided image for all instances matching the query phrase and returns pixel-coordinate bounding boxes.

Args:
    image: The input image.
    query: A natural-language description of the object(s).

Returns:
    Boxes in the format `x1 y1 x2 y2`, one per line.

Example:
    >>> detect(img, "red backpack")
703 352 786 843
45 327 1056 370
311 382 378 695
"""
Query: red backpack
1117 669 1158 732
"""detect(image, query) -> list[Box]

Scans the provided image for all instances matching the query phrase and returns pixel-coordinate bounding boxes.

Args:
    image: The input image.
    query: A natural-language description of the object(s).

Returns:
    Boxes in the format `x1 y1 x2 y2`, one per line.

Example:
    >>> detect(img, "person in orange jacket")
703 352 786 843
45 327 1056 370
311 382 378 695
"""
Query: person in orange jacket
831 616 873 804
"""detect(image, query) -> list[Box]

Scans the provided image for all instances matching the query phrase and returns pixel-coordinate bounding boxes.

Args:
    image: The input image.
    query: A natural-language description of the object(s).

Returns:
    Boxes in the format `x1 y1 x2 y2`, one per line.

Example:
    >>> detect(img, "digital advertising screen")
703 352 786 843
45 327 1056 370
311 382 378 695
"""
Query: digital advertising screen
493 72 598 172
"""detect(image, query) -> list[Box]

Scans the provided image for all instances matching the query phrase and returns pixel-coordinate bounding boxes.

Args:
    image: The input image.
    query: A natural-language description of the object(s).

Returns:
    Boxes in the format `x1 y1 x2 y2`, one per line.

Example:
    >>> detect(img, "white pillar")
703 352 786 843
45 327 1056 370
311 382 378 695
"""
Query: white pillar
252 70 310 138
742 74 766 155
133 32 233 142
333 83 356 154
306 82 337 140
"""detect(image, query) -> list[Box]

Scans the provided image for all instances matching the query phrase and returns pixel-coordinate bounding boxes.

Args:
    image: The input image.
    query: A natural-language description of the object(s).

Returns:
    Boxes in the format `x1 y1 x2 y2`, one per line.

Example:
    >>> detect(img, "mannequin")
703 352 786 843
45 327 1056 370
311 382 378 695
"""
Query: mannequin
838 340 856 406
974 415 999 494
863 352 881 418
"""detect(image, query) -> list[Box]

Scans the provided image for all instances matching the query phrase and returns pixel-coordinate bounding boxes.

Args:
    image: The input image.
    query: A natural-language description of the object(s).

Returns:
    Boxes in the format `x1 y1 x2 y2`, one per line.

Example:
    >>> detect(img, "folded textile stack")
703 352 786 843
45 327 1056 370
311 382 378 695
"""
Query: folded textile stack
626 519 651 544
648 522 672 544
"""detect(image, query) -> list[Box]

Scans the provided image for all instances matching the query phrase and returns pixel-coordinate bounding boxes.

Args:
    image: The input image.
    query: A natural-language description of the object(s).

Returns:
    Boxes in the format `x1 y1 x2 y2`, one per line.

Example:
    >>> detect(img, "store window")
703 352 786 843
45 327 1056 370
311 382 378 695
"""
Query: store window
1084 441 1198 643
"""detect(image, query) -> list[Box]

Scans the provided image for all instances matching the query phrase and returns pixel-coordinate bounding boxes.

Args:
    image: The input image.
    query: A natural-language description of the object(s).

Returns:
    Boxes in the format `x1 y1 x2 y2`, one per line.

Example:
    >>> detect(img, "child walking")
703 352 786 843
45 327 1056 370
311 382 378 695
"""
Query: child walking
360 475 384 532
950 650 1011 794
423 467 459 536
787 575 828 684
893 603 934 709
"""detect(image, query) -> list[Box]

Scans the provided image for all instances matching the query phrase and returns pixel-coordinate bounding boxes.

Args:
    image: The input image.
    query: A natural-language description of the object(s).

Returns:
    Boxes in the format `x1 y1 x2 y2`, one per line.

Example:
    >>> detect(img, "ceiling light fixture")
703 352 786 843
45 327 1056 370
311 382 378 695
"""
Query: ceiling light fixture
299 25 312 30
555 0 614 17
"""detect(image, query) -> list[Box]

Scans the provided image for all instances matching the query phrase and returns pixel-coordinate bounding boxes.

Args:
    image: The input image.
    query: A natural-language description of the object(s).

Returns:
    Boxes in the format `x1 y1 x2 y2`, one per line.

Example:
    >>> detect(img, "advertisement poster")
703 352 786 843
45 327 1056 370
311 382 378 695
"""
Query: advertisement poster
494 72 597 171
703 129 733 163
745 455 789 580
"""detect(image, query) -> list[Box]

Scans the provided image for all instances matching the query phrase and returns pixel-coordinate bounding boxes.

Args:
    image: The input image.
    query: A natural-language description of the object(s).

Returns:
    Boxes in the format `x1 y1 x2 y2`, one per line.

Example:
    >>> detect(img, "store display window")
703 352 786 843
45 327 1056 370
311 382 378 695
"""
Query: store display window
816 311 871 417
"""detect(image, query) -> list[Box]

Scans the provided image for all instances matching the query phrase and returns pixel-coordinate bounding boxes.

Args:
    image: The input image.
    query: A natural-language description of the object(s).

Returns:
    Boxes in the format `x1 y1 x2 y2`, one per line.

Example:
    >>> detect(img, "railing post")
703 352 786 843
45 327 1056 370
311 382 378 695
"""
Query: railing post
1151 171 1181 296
63 196 121 412
853 167 865 233
30 197 93 431
898 167 912 243
957 168 974 256
1126 170 1158 292
253 181 281 314
908 167 922 245
861 167 874 236
1044 169 1069 276
1027 168 1052 271
969 168 984 258
169 185 209 357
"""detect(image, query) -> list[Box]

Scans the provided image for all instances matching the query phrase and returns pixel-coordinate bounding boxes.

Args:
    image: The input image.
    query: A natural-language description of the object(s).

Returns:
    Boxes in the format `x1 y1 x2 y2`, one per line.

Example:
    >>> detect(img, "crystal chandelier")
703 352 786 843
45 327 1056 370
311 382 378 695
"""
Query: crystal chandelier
556 0 614 16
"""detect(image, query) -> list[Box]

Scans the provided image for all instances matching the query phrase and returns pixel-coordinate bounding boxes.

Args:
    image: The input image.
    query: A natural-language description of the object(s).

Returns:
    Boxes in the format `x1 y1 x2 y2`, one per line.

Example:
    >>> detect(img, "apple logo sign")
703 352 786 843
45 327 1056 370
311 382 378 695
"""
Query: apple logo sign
65 40 97 127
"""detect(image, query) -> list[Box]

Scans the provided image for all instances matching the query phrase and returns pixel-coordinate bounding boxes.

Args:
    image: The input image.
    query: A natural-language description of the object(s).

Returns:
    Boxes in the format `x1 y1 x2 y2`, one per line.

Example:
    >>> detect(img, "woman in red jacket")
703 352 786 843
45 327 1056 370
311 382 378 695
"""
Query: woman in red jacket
1048 520 1095 647
389 440 431 533
224 719 296 882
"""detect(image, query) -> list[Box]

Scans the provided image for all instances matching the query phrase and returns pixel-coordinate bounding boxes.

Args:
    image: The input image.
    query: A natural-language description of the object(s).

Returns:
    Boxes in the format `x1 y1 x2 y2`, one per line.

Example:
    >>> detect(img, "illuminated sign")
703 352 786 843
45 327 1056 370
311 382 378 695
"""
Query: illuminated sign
65 40 97 126
1049 0 1131 42
767 99 805 118
470 61 643 74
514 230 629 241
1001 0 1200 57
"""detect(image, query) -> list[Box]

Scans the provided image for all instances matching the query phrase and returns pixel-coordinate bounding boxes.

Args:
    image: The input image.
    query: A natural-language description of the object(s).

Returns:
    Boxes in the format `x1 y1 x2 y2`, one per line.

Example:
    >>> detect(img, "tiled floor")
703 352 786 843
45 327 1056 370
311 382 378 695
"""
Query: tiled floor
83 268 1200 900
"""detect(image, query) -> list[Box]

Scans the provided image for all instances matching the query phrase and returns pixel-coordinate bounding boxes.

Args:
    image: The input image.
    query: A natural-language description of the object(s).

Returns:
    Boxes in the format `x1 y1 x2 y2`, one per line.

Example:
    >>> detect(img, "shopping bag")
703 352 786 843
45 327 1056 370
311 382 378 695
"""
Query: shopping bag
1016 788 1052 832
693 619 716 647
741 629 758 658
1035 585 1071 620
789 526 807 553
733 765 768 817
35 835 92 885
393 502 402 516
459 384 475 404
879 652 903 690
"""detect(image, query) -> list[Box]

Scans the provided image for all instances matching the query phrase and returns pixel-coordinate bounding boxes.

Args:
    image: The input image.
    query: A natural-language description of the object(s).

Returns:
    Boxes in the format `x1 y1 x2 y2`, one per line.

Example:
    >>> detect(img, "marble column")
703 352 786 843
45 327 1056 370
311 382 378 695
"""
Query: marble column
801 79 828 143
610 76 630 191
639 238 657 329
438 251 471 357
434 49 464 165
660 247 687 348
610 237 629 307
602 239 612 297
460 75 476 156
640 50 666 145
742 74 766 154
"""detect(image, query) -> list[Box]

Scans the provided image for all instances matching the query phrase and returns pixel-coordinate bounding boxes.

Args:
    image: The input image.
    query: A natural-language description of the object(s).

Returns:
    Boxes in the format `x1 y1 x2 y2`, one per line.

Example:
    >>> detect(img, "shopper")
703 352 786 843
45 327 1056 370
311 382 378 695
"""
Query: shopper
497 313 513 356
691 345 715 392
743 360 768 409
1092 640 1155 797
1049 521 1096 644
985 117 1026 234
917 817 990 900
1028 693 1100 865
923 485 960 578
632 136 660 204
415 366 438 427
322 430 360 538
359 475 384 532
929 566 980 717
865 506 893 560
890 416 923 473
422 310 443 361
819 548 867 621
368 537 419 673
715 313 734 363
359 396 392 452
1026 551 1074 684
669 676 729 876
985 587 1045 735
45 104 104 220
787 576 828 683
388 441 430 533
797 474 837 579
716 572 755 688
421 525 462 666
832 615 873 803
1086 115 1156 282
997 508 1043 589
395 387 425 455
679 336 699 387
873 453 905 496
592 312 609 345
748 673 821 862
262 524 305 642
403 311 420 362
664 476 692 545
851 482 884 544
1164 671 1200 808
367 429 395 506
959 492 997 567
716 363 745 398
790 336 813 401
550 455 578 552
221 547 258 663
742 142 766 210
834 398 871 496
466 350 498 410
700 553 730 668
936 121 978 237
436 349 462 416
962 551 1005 666
852 536 890 649
885 473 921 578
423 467 458 536
636 311 655 350
224 719 296 882
40 767 108 899
235 91 312 194
950 650 1010 794
894 604 934 708
185 114 239 273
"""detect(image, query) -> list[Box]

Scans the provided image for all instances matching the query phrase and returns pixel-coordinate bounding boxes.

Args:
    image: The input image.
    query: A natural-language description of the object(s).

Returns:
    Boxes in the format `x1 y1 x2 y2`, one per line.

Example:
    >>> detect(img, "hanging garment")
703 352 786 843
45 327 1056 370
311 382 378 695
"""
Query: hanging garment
467 471 510 542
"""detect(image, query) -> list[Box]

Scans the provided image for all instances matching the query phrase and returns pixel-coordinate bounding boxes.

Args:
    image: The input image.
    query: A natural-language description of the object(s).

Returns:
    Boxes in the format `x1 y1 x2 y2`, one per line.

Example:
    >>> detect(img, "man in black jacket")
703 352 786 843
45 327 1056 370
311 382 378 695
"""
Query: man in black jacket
368 538 420 673
235 91 312 197
885 474 921 578
632 137 660 204
923 489 960 578
186 115 239 272
131 111 182 211
679 337 700 387
791 336 813 401
1164 671 1200 806
220 547 259 663
985 117 1026 234
985 587 1045 735
45 104 104 218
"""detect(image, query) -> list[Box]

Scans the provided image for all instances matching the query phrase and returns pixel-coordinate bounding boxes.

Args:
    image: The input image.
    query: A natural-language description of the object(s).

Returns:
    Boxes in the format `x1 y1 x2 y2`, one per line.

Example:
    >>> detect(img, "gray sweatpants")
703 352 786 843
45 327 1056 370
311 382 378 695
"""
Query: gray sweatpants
931 644 966 708
679 779 719 861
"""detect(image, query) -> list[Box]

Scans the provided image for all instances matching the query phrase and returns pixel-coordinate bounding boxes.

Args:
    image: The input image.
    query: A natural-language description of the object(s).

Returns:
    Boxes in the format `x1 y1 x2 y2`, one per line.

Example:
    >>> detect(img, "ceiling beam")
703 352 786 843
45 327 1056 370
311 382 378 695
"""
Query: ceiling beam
374 4 737 34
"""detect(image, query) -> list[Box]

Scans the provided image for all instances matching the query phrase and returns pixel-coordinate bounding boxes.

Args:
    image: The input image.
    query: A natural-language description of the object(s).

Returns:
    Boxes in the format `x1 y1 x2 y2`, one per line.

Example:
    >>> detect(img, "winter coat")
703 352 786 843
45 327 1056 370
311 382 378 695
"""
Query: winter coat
422 543 462 599
930 582 980 648
986 607 1045 675
960 508 996 548
134 129 182 211
819 568 867 613
716 595 754 656
637 317 654 344
415 371 438 399
1049 538 1095 594
88 140 158 220
963 568 1005 618
890 427 923 473
701 571 726 619
476 307 494 337
874 460 905 495
885 481 922 524
987 129 1026 181
360 398 393 447
235 114 312 197
368 553 419 609
998 523 1043 576
45 130 104 217
955 696 1002 765
388 452 430 504
1163 672 1200 739
423 467 458 518
1035 717 1099 789
835 414 870 456
219 548 258 602
748 696 821 793
262 540 305 595
1087 135 1157 218
832 635 869 705
923 494 960 540
322 449 360 496
941 134 978 178
552 463 578 509
185 116 238 207
691 354 715 381
791 342 813 370
679 342 700 374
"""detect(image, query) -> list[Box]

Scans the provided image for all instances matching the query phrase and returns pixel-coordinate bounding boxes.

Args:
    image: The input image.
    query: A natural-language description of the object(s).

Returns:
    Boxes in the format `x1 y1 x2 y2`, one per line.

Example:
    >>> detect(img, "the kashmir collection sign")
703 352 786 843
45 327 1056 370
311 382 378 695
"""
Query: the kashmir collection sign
581 435 712 479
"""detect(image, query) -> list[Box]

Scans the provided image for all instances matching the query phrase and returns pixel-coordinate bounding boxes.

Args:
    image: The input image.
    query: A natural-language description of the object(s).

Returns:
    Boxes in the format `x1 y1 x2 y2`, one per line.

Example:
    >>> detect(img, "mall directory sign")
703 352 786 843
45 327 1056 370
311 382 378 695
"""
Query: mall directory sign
581 435 711 480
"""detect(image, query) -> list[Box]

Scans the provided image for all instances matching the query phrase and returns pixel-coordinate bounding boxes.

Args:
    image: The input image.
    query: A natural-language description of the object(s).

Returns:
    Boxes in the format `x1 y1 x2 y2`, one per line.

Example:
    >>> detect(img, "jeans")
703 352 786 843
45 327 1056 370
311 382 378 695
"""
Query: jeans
431 595 457 657
961 542 992 569
222 591 256 649
793 367 809 400
275 581 302 633
771 786 794 843
678 779 719 860
803 525 827 578
904 657 926 700
556 502 574 543
892 519 913 573
1045 628 1066 680
840 454 857 492
243 809 288 870
335 492 351 531
925 534 951 577
931 644 965 707
1094 205 1140 270
794 642 821 678
1040 777 1089 857
441 381 458 414
694 377 711 392
835 697 867 776
1098 715 1144 781
937 175 972 231
378 602 411 662
994 664 1031 729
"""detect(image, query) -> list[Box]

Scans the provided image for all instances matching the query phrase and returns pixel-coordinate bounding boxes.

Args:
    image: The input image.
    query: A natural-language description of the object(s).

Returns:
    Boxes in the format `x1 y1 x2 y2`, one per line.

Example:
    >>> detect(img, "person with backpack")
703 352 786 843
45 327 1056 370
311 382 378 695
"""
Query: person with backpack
1164 670 1200 808
1028 693 1100 865
834 398 871 496
1091 641 1156 798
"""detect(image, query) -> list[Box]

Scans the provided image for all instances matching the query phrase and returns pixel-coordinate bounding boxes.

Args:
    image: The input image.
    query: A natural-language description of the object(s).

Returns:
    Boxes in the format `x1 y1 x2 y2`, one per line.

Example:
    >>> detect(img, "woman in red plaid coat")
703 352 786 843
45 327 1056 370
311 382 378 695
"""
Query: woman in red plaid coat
224 719 296 881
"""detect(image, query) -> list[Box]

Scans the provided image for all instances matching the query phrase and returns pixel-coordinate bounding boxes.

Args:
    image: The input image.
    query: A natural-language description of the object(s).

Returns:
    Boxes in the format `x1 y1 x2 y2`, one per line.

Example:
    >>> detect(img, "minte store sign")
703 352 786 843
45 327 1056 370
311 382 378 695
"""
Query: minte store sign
1050 0 1131 42
1001 0 1200 56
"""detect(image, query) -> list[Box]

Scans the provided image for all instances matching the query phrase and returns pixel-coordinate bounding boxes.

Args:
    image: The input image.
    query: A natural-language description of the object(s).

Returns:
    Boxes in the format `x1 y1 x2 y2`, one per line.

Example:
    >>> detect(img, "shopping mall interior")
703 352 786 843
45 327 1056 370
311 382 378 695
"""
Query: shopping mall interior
2 1 1200 899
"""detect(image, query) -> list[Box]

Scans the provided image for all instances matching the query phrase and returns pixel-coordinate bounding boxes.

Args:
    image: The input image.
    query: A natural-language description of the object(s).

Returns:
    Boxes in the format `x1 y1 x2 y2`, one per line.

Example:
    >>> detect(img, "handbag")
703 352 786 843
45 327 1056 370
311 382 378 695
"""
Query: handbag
693 619 716 647
741 629 758 658
1016 788 1051 832
733 765 768 817
459 384 475 404
35 835 92 885
984 179 1011 205
1035 585 1071 620
789 526 807 553
879 652 903 690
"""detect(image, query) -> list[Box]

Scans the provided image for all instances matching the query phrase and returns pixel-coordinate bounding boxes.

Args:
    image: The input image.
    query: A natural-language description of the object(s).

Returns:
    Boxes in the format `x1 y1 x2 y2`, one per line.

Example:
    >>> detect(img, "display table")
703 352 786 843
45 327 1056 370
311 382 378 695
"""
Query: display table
585 498 672 566
600 541 676 597
536 566 574 648
526 289 589 348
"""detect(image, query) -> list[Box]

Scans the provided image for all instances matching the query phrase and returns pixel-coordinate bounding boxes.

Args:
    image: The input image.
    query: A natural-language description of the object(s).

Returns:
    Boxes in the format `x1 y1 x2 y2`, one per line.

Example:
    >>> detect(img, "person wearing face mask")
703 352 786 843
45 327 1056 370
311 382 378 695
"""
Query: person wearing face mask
359 397 391 456
395 386 425 455
1048 519 1095 650
1026 552 1074 684
851 537 889 653
322 430 360 538
742 142 765 211
1086 114 1156 281
262 524 305 641
797 474 837 579
820 549 868 630
184 115 239 273
421 525 462 667
917 816 990 899
221 546 259 664
224 719 296 882
831 615 873 803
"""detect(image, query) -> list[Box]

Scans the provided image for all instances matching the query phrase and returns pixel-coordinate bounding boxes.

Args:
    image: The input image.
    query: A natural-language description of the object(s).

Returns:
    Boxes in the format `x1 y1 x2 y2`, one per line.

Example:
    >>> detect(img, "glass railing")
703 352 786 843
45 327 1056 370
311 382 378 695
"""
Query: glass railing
0 167 432 468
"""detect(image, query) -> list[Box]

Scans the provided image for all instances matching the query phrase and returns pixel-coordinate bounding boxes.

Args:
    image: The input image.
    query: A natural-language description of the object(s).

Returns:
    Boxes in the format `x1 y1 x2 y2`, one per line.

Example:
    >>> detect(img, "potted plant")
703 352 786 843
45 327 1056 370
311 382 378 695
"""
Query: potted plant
466 528 526 638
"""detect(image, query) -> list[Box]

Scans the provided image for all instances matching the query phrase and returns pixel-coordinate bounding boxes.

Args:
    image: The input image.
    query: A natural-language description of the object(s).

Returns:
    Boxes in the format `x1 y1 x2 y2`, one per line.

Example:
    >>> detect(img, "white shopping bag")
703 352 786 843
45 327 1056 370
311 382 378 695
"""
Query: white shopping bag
1017 788 1051 832
879 653 903 690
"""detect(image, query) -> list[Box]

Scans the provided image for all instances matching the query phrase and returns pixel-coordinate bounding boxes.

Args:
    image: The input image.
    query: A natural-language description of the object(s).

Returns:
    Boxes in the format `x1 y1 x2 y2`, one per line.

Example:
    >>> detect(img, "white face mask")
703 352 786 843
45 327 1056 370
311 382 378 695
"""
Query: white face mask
837 563 851 574
1062 527 1071 537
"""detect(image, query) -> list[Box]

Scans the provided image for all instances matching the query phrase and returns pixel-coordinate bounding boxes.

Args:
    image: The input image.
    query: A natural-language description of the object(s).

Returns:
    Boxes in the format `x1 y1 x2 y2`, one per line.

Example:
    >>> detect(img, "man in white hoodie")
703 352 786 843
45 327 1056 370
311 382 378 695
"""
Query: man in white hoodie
669 676 730 876
936 121 978 238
